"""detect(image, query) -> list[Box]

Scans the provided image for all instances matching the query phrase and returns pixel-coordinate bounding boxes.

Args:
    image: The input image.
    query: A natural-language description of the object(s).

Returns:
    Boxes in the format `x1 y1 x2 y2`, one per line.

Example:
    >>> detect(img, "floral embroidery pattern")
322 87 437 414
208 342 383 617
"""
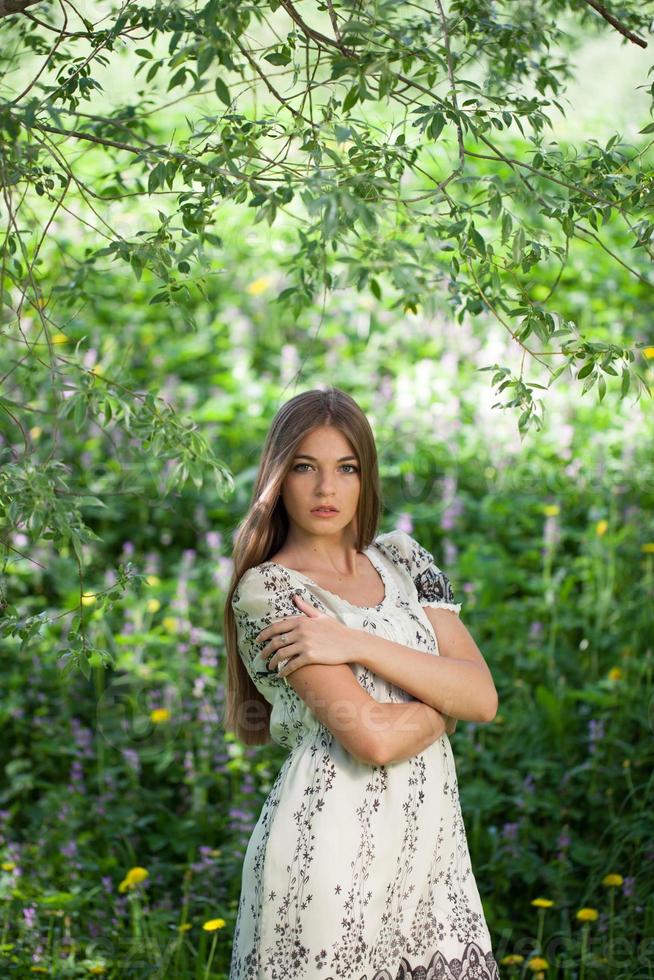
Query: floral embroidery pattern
324 938 500 978
375 531 462 615
229 530 499 980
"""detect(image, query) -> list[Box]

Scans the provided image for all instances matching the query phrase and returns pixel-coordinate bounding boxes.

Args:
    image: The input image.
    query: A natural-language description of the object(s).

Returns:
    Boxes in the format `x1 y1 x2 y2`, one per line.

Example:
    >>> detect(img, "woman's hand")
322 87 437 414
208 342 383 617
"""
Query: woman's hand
254 594 352 677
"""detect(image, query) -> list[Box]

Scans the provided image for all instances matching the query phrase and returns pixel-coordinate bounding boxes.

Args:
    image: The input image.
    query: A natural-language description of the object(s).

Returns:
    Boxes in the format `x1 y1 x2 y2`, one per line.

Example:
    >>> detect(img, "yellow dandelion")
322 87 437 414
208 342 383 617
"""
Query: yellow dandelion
246 276 272 296
622 759 631 768
52 332 68 344
30 968 48 975
2 862 16 872
150 708 170 724
501 954 525 966
118 866 149 892
90 365 103 377
602 873 624 887
595 519 608 536
642 346 654 359
209 848 222 858
162 616 177 634
30 426 42 439
202 917 227 931
527 957 549 971
81 593 97 606
531 897 554 908
543 504 560 516
607 667 623 682
146 598 161 614
88 967 107 976
146 575 161 586
642 543 654 553
576 907 599 922
178 922 192 932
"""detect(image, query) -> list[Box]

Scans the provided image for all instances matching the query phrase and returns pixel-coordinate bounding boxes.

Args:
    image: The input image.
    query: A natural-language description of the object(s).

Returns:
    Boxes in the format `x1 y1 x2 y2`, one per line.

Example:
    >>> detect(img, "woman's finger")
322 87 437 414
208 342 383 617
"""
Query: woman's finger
292 593 320 616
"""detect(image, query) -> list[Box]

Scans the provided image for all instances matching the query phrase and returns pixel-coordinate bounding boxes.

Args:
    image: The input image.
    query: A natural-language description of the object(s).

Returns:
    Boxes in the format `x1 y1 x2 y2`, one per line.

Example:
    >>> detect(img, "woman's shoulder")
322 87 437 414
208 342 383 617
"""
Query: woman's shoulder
374 527 414 548
373 527 418 560
232 559 308 612
233 561 284 604
373 528 443 578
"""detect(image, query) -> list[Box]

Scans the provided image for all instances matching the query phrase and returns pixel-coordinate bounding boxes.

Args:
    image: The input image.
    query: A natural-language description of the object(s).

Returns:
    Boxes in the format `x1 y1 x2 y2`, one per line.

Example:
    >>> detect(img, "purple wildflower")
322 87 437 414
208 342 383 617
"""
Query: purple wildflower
501 822 519 841
395 513 413 535
206 531 222 550
23 906 36 928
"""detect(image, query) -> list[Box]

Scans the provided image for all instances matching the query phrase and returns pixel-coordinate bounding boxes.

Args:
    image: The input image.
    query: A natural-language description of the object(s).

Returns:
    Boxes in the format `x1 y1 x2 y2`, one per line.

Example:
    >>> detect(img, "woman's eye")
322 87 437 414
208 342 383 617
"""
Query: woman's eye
292 464 359 473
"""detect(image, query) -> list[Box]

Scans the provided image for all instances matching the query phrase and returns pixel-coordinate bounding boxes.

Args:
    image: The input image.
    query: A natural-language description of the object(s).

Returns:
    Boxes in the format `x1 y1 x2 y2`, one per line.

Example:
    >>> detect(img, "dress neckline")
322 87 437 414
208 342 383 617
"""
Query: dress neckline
262 541 391 612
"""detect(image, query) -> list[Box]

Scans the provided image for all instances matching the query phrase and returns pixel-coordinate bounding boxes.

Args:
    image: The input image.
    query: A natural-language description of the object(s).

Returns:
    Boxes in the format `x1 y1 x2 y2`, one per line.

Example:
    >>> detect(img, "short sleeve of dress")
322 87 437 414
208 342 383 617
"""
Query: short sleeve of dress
377 529 462 616
231 564 324 702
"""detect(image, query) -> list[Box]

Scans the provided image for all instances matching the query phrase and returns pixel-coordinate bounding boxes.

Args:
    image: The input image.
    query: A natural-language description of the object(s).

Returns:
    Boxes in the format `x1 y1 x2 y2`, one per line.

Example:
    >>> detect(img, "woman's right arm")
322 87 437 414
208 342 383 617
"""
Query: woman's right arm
285 662 446 766
232 569 445 764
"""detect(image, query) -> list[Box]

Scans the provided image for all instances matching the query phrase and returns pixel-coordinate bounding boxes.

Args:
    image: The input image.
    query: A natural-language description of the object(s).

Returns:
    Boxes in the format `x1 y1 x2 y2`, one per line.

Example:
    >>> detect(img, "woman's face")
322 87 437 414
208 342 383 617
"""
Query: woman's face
280 425 361 539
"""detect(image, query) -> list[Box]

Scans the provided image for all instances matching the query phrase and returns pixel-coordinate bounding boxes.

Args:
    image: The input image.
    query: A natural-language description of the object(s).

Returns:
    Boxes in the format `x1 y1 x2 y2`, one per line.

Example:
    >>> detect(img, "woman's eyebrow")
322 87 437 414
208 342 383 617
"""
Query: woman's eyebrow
294 454 358 462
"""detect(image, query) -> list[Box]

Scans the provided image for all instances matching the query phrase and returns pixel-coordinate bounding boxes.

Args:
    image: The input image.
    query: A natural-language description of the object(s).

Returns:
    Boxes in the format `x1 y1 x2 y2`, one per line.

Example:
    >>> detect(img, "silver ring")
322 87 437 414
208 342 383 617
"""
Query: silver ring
280 633 287 646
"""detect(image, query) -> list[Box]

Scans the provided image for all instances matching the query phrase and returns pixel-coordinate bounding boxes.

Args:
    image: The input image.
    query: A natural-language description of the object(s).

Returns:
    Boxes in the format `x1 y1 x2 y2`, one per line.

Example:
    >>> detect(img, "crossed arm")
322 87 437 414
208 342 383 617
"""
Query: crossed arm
258 604 497 765
347 606 498 724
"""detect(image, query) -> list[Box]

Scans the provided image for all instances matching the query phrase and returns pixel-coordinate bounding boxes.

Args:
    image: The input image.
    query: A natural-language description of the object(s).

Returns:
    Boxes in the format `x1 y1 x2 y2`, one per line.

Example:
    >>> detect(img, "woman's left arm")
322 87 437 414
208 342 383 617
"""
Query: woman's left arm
348 609 498 724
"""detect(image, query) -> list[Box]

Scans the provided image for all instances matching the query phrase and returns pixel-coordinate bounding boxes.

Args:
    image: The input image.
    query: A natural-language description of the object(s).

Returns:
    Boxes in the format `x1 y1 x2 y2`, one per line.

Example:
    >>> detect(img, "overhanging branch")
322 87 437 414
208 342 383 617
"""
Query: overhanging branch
0 0 42 17
583 0 647 47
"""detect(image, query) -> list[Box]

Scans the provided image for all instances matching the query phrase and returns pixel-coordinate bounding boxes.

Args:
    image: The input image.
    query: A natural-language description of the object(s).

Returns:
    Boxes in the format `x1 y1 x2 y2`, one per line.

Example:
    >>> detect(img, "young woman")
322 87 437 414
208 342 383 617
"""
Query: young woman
224 387 501 980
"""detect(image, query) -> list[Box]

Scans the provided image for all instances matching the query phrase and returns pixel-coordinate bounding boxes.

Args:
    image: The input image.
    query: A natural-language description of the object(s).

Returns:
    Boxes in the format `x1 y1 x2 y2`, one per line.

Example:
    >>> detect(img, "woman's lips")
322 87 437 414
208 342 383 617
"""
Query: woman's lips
311 508 339 516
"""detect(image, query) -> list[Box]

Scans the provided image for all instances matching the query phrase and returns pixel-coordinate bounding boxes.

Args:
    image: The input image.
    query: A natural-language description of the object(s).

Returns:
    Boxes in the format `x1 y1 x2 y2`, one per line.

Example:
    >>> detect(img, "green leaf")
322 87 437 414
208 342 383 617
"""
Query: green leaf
427 112 445 141
148 162 166 195
512 227 525 264
167 67 187 92
197 45 215 76
215 77 231 106
264 48 292 66
469 225 485 255
501 211 513 243
131 255 143 281
342 85 359 113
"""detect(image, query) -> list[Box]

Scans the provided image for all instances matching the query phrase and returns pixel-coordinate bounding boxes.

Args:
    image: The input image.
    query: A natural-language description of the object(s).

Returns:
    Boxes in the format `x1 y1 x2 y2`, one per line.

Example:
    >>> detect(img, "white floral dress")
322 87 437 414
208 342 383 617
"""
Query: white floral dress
229 529 500 980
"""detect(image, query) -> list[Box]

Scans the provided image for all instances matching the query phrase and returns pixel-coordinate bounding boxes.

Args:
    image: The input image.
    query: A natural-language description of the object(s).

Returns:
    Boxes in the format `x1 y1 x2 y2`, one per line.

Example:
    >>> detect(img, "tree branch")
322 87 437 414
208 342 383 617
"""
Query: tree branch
0 0 42 17
233 37 313 125
435 0 464 170
583 0 647 48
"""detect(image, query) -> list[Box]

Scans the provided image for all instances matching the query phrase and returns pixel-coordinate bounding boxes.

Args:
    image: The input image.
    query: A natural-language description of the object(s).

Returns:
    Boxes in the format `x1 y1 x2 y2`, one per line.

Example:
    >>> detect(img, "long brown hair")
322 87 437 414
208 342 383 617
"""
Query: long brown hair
222 387 383 745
